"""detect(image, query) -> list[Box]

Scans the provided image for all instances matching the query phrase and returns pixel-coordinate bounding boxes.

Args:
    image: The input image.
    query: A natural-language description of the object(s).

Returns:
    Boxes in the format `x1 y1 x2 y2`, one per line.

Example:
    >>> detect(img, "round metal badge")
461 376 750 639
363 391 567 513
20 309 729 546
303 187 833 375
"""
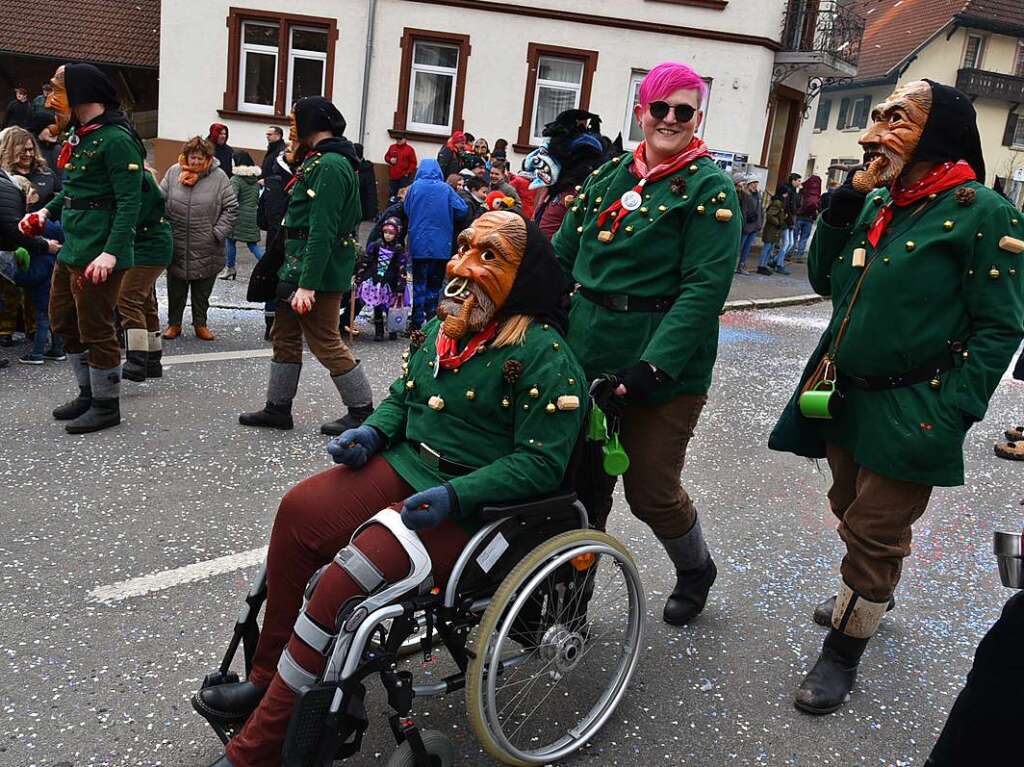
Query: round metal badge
620 190 643 211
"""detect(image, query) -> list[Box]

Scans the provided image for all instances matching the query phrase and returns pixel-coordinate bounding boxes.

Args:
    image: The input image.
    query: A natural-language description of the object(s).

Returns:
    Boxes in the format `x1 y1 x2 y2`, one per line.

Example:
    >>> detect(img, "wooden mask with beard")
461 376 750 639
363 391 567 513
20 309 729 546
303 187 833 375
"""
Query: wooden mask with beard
285 110 301 164
438 211 528 340
853 80 932 192
46 66 71 133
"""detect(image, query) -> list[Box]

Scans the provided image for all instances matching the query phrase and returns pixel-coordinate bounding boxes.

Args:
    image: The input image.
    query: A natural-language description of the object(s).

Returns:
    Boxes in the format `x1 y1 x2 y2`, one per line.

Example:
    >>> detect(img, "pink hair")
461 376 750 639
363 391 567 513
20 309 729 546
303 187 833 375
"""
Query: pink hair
637 62 707 107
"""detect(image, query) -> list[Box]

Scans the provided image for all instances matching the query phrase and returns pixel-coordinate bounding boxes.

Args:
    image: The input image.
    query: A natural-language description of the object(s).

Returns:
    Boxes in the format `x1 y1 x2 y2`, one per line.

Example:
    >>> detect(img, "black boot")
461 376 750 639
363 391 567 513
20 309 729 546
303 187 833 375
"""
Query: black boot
659 515 717 626
813 594 895 627
320 362 375 436
53 351 93 420
239 361 300 430
264 312 274 341
66 366 122 434
146 331 163 378
794 629 868 715
122 329 148 382
373 316 385 342
192 680 266 725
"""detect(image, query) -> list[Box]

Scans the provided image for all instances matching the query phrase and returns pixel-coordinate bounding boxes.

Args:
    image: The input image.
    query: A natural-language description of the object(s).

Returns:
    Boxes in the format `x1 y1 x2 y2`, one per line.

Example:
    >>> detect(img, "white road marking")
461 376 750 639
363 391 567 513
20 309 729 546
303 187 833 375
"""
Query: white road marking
89 546 267 603
162 348 275 366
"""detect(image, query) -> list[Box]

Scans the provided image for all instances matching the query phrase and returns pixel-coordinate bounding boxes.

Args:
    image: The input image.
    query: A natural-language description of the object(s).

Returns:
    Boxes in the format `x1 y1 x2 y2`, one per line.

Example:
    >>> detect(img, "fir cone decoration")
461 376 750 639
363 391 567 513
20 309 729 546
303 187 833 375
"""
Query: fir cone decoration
502 359 524 384
409 329 426 348
955 187 976 207
669 176 687 196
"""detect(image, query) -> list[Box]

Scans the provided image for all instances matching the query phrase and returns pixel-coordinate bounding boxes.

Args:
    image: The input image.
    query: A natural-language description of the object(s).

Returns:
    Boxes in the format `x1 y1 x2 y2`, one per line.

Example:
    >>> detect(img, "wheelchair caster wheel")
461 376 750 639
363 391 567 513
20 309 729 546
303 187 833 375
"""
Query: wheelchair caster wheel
386 729 454 767
202 670 240 689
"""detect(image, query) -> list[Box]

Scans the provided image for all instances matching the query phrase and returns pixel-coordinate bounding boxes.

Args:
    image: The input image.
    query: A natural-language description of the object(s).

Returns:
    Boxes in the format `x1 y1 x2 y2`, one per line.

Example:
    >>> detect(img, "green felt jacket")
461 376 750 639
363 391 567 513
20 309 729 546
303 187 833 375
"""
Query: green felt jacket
769 182 1024 487
552 154 741 403
278 151 360 292
46 122 143 270
365 319 587 529
132 171 172 268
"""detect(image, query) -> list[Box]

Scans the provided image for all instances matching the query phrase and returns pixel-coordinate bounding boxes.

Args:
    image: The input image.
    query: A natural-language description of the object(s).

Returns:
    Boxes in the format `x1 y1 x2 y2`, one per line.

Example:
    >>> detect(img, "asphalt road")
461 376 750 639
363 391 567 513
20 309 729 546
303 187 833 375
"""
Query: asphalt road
2 296 1022 767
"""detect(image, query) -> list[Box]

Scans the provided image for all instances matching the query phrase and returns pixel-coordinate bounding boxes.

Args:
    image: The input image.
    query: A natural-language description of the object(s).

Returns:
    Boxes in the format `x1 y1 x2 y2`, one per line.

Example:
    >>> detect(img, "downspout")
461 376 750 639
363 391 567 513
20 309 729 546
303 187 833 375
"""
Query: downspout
358 0 378 145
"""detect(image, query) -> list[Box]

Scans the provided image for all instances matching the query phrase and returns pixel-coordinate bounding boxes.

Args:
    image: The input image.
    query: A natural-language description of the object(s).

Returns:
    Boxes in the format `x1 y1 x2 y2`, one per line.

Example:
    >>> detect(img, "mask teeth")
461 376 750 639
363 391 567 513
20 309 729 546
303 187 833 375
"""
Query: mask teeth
444 277 469 298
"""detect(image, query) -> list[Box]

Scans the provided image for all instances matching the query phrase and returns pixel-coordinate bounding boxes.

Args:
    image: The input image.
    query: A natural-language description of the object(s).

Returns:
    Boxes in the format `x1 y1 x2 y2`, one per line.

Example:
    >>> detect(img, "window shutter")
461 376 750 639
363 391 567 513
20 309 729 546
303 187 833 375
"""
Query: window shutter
854 95 873 129
836 98 850 130
1003 109 1019 146
814 98 832 130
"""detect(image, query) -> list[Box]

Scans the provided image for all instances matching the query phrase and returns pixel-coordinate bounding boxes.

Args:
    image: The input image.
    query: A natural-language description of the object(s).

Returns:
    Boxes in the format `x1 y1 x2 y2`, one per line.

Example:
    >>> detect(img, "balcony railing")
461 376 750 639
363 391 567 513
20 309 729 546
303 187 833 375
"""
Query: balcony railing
779 0 864 74
956 68 1024 102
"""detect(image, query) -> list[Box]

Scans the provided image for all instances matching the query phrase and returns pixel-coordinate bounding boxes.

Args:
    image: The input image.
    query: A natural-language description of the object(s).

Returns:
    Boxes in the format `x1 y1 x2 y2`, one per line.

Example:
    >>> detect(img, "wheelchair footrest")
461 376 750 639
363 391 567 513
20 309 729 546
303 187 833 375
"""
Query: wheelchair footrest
283 682 368 767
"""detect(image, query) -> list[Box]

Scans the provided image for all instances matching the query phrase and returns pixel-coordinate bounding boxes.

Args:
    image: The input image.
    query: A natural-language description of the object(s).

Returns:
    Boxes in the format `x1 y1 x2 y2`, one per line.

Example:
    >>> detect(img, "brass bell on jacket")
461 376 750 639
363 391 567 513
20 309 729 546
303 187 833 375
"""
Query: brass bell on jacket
696 205 706 215
989 266 1001 279
905 241 916 252
405 379 415 390
545 402 557 413
501 397 511 408
943 220 954 232
929 377 941 390
465 389 476 401
529 386 540 399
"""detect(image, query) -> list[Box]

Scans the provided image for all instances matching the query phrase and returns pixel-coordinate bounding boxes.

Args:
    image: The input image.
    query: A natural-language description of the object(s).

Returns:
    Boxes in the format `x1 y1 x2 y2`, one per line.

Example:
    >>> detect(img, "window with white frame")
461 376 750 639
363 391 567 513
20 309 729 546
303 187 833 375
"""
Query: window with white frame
622 70 712 149
531 57 584 144
963 34 985 69
408 41 459 134
287 27 328 107
240 21 279 114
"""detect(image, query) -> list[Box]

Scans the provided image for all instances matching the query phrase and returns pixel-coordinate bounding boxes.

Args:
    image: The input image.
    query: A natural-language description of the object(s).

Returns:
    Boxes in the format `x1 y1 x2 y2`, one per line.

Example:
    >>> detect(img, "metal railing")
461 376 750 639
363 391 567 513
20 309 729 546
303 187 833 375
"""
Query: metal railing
781 0 864 70
956 68 1024 102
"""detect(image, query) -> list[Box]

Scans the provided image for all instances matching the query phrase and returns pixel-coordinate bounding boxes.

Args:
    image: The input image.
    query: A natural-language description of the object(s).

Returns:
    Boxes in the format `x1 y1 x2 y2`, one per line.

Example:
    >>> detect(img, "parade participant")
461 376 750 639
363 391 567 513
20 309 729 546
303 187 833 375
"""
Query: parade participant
524 108 609 238
194 211 586 767
117 164 172 382
552 62 740 626
239 97 375 435
20 63 144 434
769 80 1024 714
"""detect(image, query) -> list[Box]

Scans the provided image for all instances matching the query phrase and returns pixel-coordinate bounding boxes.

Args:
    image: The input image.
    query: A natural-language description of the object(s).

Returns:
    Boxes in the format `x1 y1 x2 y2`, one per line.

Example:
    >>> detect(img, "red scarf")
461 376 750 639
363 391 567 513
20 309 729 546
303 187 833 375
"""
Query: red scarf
596 137 711 239
867 160 976 247
435 320 498 371
56 123 102 170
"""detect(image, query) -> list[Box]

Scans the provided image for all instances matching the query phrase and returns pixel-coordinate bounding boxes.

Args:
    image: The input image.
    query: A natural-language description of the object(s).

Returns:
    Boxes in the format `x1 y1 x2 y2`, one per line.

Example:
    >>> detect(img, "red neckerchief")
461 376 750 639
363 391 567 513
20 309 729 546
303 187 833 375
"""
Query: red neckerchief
56 123 102 170
435 320 498 371
595 137 711 239
867 160 976 247
284 151 320 193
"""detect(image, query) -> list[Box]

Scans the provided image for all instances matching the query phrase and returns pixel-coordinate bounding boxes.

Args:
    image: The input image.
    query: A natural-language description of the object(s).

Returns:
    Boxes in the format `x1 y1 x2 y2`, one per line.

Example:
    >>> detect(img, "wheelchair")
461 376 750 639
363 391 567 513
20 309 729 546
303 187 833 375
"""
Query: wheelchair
196 463 645 766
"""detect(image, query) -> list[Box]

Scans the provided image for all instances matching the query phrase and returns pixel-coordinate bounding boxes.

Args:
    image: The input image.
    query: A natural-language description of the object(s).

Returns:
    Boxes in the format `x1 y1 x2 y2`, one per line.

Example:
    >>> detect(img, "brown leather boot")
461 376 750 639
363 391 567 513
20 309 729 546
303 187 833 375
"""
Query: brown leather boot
162 324 182 340
194 325 216 341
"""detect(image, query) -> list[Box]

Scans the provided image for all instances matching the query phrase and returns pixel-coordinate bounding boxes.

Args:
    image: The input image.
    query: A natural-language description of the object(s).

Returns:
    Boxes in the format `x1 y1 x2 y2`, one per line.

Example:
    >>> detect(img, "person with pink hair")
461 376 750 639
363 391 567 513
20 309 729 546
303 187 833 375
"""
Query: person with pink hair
553 61 740 626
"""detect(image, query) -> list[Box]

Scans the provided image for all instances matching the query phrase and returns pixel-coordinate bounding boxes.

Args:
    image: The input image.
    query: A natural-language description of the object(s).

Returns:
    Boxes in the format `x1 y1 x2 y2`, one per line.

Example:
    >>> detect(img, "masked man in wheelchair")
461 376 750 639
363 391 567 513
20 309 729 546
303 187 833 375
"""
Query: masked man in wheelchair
194 210 586 767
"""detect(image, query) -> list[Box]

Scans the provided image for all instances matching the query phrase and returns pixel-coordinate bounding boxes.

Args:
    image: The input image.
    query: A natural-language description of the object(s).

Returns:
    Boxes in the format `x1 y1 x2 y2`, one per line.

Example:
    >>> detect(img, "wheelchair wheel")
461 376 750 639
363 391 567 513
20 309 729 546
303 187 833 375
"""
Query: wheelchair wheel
465 529 644 766
385 729 454 767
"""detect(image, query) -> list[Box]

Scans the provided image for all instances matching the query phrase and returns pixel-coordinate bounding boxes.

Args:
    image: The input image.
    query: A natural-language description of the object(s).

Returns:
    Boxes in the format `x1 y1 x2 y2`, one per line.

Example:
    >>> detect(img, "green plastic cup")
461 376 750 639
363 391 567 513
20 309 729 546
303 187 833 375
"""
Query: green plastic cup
799 381 838 420
602 433 630 476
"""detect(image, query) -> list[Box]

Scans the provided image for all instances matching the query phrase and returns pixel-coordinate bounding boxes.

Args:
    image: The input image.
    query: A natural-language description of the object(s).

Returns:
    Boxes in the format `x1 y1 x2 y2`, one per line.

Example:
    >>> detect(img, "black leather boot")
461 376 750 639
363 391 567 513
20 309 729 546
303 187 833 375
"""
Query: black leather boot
53 352 92 420
320 362 375 436
122 329 148 382
192 680 266 724
813 594 895 627
373 315 385 342
239 362 299 430
66 366 121 434
263 312 274 342
794 629 868 714
659 514 717 626
146 331 163 378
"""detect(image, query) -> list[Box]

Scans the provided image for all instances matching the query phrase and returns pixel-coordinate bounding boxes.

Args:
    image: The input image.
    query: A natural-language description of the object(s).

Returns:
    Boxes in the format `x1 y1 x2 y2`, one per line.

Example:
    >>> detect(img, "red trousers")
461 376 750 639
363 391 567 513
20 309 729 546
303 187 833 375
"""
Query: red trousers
227 457 469 767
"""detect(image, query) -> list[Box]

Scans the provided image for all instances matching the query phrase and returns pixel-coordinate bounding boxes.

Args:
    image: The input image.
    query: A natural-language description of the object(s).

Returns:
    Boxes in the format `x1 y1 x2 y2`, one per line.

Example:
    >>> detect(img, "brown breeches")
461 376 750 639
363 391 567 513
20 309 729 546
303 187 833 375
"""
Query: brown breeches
826 443 934 602
49 261 125 369
271 292 356 376
117 265 164 331
577 393 707 539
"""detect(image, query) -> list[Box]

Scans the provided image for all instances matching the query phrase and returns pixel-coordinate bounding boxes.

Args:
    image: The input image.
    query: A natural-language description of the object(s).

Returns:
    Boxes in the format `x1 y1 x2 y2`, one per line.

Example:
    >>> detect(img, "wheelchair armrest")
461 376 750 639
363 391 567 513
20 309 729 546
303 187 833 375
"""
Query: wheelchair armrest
478 491 580 523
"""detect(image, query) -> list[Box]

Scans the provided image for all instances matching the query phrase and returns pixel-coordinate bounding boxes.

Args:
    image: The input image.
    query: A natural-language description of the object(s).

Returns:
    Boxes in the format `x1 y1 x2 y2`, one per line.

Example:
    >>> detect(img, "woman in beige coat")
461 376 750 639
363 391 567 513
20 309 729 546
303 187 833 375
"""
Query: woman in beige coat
160 136 237 340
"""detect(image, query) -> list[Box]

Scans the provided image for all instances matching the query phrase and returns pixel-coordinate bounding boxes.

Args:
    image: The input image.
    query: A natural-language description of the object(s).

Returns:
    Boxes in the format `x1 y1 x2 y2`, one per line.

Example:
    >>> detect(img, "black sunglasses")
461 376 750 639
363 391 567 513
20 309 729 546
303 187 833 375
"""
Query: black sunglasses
648 101 697 123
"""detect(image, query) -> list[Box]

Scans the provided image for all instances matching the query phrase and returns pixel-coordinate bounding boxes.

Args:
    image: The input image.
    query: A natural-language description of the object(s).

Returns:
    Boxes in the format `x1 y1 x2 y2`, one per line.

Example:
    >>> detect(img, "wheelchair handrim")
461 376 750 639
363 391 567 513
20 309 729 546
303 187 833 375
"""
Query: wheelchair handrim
482 539 645 764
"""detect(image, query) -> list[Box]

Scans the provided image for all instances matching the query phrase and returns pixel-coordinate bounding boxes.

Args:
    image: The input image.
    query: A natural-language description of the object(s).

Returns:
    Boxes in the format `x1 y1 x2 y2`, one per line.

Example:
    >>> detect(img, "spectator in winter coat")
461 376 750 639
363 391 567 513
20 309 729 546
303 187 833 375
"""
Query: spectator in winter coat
790 174 821 263
384 132 417 197
222 162 263 279
457 176 488 224
160 136 238 341
436 130 467 178
487 160 522 206
775 172 800 263
401 157 468 329
354 143 378 221
366 186 409 248
32 83 52 111
207 123 234 178
757 195 786 275
736 177 763 273
3 87 34 129
260 126 287 182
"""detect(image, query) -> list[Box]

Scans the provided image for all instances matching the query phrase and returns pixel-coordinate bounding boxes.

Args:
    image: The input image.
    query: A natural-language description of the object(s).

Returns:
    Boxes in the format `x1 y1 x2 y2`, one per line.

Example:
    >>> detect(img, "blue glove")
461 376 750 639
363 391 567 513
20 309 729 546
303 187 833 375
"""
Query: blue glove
326 426 383 468
400 485 457 531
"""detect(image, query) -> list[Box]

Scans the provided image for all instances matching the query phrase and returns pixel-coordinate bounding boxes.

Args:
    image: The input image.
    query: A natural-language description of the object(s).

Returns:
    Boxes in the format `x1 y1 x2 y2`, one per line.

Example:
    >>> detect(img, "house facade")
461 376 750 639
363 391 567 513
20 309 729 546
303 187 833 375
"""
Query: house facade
808 0 1024 206
157 0 864 195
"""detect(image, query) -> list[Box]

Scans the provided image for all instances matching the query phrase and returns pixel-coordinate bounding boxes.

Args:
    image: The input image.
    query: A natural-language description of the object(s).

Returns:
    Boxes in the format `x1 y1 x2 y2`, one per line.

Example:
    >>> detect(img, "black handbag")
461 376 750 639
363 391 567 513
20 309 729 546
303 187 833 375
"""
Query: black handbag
247 228 285 303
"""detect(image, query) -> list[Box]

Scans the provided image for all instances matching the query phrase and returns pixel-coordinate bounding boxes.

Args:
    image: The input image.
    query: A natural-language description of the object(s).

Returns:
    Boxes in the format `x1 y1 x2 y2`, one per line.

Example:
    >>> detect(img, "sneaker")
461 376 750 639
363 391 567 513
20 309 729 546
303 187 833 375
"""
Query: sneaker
756 266 773 275
18 352 44 365
774 266 792 275
43 347 67 361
